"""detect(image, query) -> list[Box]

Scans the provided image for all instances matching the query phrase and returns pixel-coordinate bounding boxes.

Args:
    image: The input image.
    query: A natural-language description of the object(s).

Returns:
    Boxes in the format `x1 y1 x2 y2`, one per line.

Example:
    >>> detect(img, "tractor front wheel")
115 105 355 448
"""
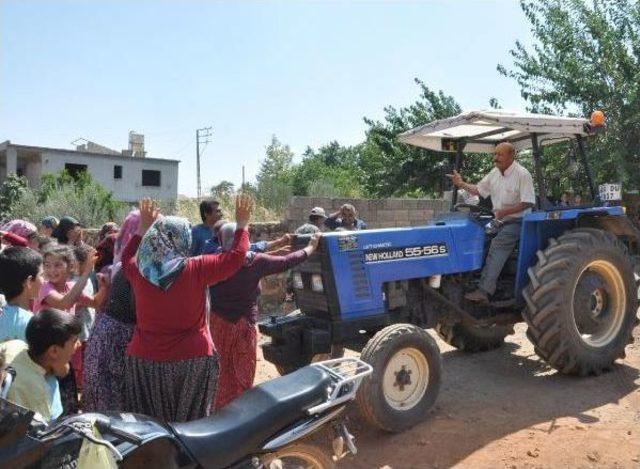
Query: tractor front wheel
356 324 442 432
523 229 639 375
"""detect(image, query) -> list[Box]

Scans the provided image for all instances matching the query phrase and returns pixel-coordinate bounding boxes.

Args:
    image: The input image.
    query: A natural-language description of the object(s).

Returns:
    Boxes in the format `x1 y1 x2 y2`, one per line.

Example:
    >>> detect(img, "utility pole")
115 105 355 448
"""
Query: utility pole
196 126 213 199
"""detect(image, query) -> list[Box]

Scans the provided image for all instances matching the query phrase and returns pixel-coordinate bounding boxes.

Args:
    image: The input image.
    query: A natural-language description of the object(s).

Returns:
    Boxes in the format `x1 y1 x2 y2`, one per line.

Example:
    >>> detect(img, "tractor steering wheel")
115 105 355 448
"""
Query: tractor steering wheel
454 203 495 218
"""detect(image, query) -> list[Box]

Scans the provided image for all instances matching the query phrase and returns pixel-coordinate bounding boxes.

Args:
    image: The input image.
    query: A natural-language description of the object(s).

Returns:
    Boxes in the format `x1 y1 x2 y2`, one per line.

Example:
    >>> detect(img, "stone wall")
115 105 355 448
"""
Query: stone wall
283 196 450 231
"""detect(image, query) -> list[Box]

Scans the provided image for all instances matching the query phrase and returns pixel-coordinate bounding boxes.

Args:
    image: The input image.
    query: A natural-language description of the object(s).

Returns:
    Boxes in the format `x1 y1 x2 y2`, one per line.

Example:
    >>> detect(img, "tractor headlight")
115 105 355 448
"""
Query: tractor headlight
293 272 304 290
311 274 324 292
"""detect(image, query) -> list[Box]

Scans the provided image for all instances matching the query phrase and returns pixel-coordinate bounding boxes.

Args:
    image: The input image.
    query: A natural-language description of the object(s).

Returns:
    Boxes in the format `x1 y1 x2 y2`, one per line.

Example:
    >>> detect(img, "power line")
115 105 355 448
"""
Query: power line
196 126 213 199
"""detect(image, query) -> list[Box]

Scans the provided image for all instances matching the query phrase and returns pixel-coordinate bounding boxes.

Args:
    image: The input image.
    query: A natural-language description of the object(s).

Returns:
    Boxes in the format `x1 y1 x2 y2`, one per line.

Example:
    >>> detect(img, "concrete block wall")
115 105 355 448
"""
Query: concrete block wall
284 196 449 231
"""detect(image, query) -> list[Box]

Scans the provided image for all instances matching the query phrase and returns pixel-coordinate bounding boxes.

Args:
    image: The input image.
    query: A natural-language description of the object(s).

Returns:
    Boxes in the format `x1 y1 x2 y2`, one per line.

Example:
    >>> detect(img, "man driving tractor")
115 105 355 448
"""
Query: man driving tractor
447 142 535 303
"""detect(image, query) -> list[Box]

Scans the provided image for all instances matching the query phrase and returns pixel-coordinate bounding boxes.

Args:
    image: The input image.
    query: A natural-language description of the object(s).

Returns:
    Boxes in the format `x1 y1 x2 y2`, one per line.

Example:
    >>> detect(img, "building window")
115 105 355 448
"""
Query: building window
114 165 123 179
64 163 88 179
142 169 161 187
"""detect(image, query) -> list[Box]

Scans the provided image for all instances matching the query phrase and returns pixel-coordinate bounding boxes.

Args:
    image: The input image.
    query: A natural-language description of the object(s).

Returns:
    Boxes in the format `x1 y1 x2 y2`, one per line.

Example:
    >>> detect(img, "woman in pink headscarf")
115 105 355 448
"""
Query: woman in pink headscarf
82 210 140 412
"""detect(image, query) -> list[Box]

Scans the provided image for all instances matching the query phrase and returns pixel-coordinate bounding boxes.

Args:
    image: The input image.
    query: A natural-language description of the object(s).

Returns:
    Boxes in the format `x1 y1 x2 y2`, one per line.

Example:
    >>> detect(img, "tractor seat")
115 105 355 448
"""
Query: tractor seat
170 366 331 469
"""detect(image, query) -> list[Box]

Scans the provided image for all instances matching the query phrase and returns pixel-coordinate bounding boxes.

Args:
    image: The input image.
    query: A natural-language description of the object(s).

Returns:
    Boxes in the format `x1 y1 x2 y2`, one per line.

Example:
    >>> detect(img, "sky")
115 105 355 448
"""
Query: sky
1 0 533 197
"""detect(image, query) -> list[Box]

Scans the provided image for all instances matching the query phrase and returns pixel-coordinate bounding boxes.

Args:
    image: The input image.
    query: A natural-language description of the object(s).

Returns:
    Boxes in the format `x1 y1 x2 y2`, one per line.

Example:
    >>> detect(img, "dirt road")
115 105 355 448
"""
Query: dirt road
255 324 640 469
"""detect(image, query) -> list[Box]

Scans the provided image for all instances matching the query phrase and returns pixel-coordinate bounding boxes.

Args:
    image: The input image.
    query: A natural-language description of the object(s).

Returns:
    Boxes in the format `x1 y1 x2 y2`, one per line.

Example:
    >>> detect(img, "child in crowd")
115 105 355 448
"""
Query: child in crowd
0 309 81 421
35 245 107 413
0 247 44 342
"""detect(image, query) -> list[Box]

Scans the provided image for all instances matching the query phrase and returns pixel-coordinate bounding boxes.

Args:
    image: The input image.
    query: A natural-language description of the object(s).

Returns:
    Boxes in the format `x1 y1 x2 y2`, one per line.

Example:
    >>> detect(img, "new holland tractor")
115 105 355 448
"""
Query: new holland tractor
259 110 640 433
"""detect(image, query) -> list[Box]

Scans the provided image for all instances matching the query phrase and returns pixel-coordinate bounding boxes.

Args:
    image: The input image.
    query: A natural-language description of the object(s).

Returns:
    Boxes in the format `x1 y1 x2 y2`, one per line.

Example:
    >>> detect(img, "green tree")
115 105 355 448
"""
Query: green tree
359 79 469 198
498 0 640 189
211 180 235 199
256 135 295 211
8 170 126 227
0 174 28 221
291 142 364 197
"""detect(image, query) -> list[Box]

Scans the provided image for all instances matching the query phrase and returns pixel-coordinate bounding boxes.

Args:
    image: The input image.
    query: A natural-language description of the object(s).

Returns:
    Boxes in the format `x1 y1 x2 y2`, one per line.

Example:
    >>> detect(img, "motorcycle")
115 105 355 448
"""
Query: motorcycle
0 358 372 469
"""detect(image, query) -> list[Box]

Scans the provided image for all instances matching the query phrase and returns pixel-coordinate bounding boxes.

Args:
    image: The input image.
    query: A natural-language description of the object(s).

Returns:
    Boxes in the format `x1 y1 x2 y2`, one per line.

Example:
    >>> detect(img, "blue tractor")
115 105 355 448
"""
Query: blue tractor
259 111 640 432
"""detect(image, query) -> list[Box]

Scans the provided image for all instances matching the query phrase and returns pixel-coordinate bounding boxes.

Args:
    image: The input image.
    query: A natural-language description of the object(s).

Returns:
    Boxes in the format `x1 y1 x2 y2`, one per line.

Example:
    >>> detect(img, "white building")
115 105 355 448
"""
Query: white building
0 134 179 202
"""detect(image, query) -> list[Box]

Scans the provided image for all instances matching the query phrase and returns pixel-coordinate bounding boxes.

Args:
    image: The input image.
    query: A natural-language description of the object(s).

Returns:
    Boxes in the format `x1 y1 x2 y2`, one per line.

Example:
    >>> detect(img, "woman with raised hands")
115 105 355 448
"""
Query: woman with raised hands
121 195 253 422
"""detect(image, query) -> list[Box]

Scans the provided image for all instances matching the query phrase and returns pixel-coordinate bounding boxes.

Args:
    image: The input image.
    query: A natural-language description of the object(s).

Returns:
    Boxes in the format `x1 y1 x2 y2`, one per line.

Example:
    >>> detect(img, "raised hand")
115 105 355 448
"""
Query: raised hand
303 233 322 256
82 247 99 276
308 232 321 250
235 193 254 230
138 198 160 235
445 169 464 188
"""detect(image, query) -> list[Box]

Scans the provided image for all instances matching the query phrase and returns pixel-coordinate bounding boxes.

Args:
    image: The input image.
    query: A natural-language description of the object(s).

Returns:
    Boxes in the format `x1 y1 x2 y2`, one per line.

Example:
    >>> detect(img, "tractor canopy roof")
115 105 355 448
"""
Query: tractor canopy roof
398 110 593 153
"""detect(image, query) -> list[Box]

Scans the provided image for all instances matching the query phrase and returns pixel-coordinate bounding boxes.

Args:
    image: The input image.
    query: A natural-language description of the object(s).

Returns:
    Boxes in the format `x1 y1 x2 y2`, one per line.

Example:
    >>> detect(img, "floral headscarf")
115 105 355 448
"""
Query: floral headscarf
114 210 140 264
136 216 191 291
1 219 37 238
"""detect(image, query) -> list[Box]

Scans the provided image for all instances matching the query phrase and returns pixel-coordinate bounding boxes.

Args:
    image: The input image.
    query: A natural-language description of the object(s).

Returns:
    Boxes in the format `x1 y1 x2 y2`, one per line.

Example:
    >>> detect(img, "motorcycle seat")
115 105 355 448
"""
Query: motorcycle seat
170 365 332 469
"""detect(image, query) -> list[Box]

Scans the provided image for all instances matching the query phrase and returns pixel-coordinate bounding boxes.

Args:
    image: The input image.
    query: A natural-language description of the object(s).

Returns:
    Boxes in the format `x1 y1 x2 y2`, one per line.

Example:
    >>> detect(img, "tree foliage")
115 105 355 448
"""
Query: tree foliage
498 0 640 189
256 136 295 211
358 78 495 197
5 170 126 227
291 142 364 198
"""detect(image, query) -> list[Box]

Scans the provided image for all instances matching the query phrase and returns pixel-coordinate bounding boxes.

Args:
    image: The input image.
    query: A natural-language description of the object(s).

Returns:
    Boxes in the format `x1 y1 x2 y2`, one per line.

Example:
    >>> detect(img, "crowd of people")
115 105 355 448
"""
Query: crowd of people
0 197 367 424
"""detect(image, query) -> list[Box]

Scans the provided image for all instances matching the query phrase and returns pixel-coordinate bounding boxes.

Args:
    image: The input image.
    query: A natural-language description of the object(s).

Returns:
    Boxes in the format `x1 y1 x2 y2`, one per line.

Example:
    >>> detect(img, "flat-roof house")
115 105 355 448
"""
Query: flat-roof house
0 133 180 202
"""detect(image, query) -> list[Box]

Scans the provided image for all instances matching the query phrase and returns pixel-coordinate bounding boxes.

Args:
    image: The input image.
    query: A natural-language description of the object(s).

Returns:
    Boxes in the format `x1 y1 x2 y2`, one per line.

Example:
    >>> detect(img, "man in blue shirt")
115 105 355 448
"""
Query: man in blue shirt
191 199 223 256
325 204 367 231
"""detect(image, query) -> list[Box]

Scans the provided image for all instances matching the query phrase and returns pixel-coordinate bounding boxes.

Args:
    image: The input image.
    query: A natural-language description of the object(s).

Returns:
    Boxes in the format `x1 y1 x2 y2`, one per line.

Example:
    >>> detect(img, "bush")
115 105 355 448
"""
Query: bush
3 170 128 227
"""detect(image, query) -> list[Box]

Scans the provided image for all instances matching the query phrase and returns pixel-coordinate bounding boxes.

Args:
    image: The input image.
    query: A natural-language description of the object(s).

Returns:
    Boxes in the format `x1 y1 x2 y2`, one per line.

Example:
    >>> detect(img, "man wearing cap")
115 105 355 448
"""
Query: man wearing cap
325 204 367 231
295 207 328 234
447 141 535 303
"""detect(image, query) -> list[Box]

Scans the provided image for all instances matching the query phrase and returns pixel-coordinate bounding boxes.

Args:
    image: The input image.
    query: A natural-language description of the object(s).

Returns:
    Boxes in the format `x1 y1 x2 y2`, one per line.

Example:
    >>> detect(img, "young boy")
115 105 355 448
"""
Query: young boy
0 309 81 421
0 247 43 342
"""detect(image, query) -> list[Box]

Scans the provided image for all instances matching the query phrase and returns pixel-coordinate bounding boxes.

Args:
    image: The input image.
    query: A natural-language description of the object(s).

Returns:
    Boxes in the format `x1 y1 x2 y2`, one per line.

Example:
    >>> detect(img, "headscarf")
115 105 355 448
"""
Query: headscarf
114 210 140 264
136 216 191 291
218 222 238 252
1 219 37 238
40 216 59 230
95 233 117 272
99 222 119 242
218 222 253 265
109 210 140 279
52 216 81 244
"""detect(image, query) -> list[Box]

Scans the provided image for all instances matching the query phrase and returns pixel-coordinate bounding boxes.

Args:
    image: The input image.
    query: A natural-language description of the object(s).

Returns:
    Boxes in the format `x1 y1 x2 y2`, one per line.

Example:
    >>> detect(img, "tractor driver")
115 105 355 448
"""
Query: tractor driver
447 142 536 303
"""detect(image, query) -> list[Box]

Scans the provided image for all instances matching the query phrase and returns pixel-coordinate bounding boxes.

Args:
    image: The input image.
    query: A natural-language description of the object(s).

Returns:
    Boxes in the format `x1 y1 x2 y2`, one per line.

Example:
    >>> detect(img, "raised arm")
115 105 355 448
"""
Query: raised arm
122 198 160 280
259 233 320 276
445 170 481 197
43 250 96 310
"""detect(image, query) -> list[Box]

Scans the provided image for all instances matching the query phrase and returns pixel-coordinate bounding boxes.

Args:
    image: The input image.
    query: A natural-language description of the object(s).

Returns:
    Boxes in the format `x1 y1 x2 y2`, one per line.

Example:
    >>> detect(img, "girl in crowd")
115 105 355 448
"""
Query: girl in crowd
210 226 320 409
122 196 252 422
83 210 139 412
35 245 107 413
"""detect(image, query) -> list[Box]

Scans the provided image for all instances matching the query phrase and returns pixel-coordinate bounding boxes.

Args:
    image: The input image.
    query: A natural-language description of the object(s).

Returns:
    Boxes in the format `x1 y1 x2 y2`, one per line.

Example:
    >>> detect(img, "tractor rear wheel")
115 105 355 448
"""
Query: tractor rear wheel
523 228 639 375
356 324 442 432
435 321 512 352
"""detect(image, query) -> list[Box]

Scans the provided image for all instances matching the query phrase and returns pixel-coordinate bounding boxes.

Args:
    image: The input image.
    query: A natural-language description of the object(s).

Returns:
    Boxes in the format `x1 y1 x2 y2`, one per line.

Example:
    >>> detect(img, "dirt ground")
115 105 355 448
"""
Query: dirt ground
255 324 640 469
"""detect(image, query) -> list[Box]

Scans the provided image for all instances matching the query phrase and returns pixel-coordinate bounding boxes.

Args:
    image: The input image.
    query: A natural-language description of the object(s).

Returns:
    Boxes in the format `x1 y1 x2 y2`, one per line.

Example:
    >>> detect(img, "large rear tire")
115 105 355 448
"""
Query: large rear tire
356 324 442 433
435 321 512 352
523 228 639 375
